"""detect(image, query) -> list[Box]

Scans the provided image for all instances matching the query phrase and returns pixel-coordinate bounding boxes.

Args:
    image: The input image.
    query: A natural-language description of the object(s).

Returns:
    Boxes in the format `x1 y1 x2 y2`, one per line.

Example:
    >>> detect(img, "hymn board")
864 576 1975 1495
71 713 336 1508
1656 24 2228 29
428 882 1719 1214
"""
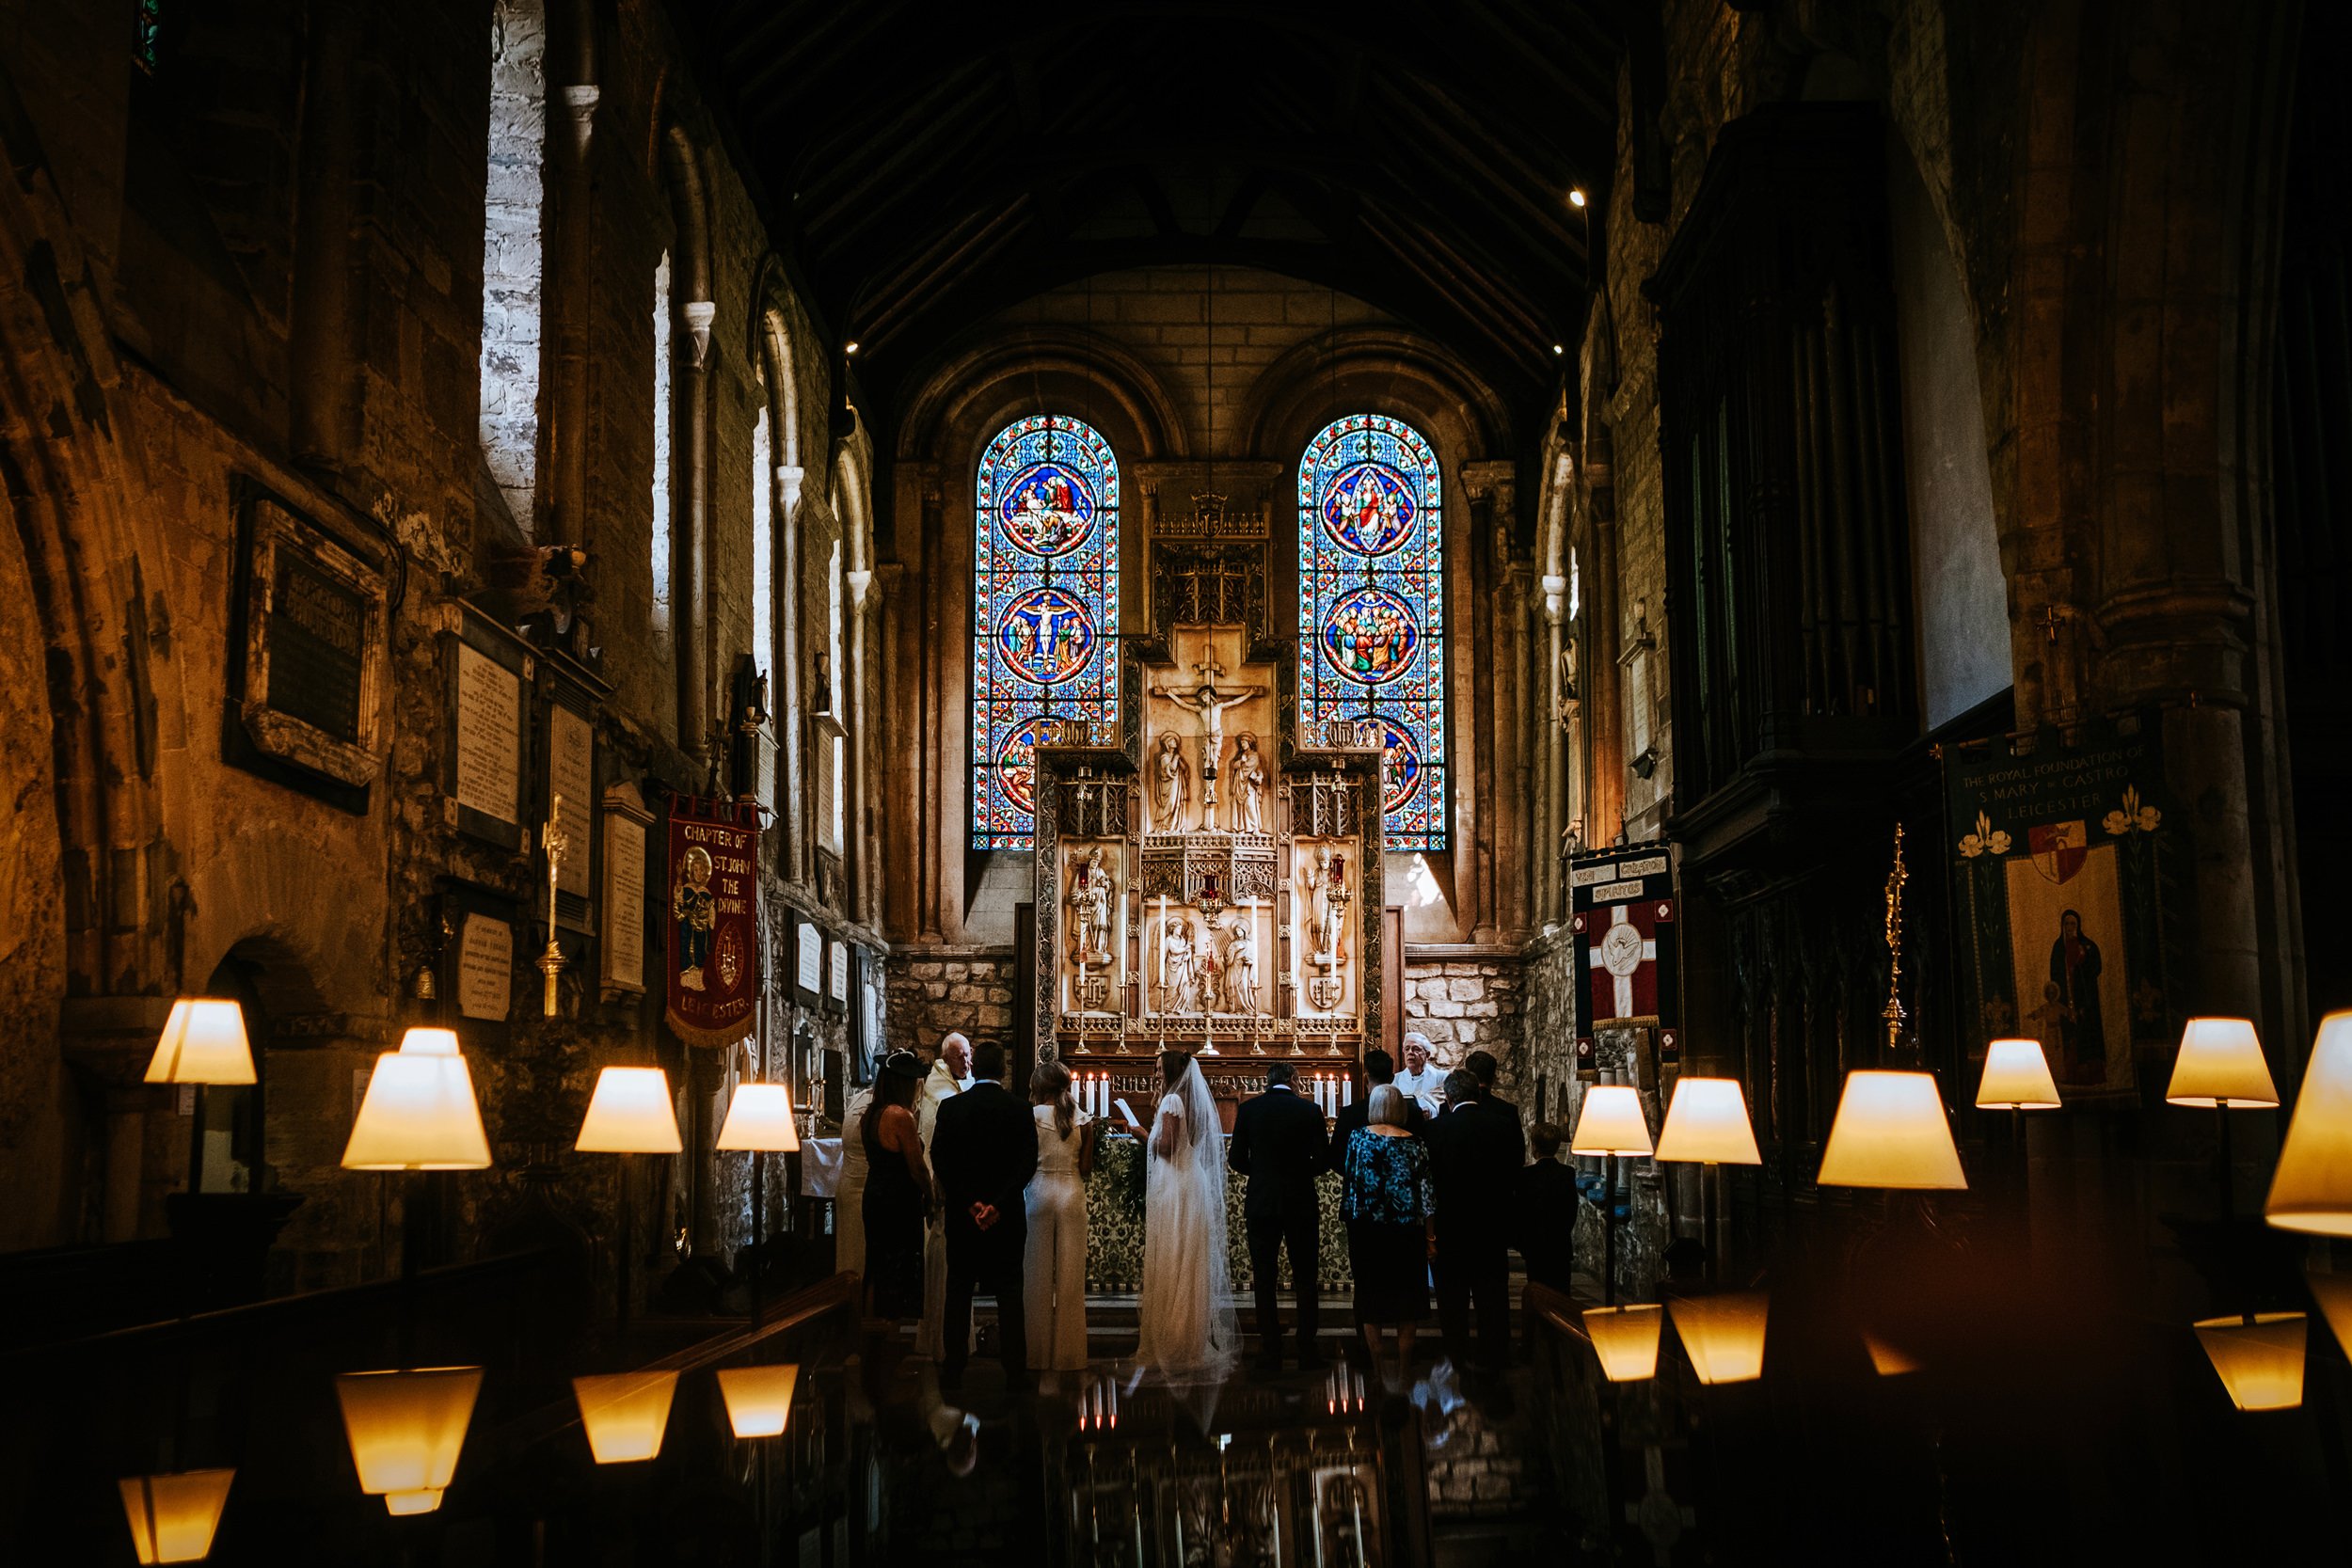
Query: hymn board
1029 490 1385 1126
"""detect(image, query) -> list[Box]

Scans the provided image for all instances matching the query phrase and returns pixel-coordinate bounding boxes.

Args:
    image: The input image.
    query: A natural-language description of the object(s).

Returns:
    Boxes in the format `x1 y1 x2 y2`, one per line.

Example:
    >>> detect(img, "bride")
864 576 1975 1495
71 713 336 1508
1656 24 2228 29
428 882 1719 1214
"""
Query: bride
1136 1051 1239 1378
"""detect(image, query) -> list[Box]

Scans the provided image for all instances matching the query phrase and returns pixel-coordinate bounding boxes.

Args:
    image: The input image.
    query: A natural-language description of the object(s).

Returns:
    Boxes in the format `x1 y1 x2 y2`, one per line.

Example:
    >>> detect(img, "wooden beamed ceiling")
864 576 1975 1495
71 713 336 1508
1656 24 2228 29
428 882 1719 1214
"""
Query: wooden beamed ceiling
683 1 1625 435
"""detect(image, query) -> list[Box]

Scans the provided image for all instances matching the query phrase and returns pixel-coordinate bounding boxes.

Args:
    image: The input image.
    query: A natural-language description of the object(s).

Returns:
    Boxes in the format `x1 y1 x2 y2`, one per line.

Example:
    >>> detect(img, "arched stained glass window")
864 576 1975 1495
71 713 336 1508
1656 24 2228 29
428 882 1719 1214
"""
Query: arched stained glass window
973 415 1120 849
1299 413 1447 850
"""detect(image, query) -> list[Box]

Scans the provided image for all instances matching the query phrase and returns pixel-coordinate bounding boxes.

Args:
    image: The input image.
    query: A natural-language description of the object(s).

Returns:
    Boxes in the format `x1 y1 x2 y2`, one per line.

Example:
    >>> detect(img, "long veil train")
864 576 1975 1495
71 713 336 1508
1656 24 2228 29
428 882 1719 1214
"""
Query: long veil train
1135 1059 1239 1380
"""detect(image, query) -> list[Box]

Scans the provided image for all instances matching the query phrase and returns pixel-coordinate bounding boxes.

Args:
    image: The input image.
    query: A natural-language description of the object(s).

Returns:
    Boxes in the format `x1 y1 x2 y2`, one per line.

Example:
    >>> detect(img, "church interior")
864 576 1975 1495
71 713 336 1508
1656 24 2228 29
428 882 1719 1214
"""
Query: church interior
2 0 2349 1561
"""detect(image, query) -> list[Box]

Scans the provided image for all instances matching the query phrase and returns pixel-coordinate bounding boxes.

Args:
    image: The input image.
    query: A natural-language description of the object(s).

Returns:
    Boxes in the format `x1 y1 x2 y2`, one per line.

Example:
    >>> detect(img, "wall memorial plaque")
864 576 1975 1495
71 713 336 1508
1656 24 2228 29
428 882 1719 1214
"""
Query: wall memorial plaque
548 704 595 900
796 920 823 1001
454 643 522 828
457 912 515 1022
601 781 653 996
829 939 849 1007
233 492 390 788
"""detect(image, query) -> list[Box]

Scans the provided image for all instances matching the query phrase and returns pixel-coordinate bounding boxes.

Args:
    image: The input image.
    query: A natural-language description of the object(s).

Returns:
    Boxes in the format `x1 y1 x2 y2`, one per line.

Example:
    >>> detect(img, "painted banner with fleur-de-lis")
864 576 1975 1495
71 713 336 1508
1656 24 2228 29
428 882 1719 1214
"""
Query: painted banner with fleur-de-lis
1946 716 2187 1099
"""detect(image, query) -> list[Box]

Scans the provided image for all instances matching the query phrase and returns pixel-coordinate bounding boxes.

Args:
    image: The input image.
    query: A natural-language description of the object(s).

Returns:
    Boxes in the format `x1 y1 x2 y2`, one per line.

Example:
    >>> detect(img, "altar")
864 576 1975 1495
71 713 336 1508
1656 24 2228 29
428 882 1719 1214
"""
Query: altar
1027 491 1390 1121
1082 1132 1350 1292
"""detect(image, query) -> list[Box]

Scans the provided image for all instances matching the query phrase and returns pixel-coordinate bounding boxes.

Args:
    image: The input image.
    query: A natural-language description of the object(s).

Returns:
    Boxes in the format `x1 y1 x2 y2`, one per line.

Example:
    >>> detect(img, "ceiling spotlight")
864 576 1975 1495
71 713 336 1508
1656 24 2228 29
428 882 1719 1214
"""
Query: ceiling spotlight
843 341 860 356
1569 188 1588 209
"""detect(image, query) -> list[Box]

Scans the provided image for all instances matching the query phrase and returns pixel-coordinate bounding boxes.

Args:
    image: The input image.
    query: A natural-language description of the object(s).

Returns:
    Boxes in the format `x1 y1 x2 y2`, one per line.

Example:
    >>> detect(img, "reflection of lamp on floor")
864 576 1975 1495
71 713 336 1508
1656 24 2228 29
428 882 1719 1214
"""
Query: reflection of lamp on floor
2166 1017 2278 1228
118 1469 235 1565
717 1364 802 1437
1570 1085 1652 1307
1581 1305 1662 1383
577 1068 684 1336
2265 1011 2352 1238
334 1366 485 1515
1669 1291 1769 1385
573 1370 680 1463
1653 1077 1759 1282
2193 1312 2306 1412
716 1082 801 1324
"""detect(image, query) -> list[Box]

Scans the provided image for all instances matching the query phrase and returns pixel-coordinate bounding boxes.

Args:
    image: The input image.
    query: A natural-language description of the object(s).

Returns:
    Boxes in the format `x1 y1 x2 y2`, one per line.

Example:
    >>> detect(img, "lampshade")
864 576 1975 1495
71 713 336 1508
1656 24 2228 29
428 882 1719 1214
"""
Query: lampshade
1581 1306 1662 1383
716 1363 802 1437
2193 1312 2305 1412
342 1051 492 1170
1653 1078 1761 1164
1975 1038 2061 1110
2305 1271 2352 1359
576 1067 684 1153
2265 1011 2352 1235
1817 1071 1967 1190
335 1367 484 1515
1569 1085 1653 1157
2166 1017 2278 1107
118 1469 234 1564
1861 1330 1921 1377
573 1370 679 1464
1670 1291 1769 1385
143 999 255 1086
716 1083 802 1152
398 1026 462 1056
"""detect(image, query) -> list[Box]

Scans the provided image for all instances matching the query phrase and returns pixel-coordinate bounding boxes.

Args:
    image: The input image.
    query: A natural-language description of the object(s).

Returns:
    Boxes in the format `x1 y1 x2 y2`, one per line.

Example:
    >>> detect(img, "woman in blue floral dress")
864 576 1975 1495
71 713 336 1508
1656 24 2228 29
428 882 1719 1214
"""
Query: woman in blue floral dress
1341 1084 1432 1377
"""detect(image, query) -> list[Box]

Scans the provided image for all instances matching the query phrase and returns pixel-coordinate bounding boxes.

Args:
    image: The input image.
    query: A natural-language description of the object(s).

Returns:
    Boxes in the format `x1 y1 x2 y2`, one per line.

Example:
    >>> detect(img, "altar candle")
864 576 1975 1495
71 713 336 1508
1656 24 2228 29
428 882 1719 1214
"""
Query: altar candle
1343 1073 1353 1107
1061 974 1070 1015
1155 895 1170 990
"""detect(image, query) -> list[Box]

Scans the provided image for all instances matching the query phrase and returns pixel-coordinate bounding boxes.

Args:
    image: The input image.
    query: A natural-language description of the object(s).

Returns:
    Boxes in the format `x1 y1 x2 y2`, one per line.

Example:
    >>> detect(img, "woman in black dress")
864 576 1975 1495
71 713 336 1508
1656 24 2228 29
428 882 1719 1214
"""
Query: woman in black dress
862 1052 934 1323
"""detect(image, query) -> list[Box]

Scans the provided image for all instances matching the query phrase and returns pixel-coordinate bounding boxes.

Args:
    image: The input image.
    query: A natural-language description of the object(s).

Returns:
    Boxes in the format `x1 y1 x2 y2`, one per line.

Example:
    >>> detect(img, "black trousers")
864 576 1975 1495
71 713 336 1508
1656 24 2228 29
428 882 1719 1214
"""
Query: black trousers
943 1220 1028 1381
1246 1209 1321 1356
1435 1227 1510 1369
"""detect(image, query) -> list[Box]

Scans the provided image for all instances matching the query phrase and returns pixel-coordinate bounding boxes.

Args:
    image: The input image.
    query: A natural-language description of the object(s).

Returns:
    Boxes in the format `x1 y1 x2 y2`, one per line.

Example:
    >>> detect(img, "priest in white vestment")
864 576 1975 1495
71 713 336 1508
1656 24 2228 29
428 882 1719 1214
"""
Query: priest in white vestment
1392 1032 1447 1117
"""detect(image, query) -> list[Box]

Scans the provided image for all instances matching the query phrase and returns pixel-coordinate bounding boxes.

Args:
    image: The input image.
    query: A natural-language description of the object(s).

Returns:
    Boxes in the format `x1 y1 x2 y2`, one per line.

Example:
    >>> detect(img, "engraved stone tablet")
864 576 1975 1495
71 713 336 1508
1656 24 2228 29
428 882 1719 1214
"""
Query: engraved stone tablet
454 642 521 826
457 913 514 1022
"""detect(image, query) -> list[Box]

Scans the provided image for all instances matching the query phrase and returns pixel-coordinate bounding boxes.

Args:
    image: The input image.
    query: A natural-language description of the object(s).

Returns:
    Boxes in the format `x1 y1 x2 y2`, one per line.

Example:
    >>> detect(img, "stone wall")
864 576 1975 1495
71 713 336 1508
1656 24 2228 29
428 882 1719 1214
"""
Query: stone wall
1400 954 1524 1100
883 947 1016 1060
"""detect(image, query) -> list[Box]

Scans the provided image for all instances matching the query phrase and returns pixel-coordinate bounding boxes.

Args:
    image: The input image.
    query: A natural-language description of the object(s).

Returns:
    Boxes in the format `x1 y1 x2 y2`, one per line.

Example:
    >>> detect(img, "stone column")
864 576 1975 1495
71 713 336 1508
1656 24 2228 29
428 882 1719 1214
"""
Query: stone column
1462 461 1518 942
548 81 599 548
777 464 806 882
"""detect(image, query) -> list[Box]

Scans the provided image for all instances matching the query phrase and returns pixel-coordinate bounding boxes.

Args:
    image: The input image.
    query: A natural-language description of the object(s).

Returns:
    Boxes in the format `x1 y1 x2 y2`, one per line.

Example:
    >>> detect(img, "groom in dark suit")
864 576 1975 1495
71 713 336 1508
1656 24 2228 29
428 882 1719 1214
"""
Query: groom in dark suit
930 1039 1039 1389
1230 1062 1329 1370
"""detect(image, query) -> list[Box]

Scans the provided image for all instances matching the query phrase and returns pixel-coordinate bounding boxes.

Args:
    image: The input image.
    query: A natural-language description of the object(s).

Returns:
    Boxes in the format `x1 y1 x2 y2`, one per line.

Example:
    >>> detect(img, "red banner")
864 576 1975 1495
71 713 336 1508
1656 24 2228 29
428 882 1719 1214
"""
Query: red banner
665 797 761 1048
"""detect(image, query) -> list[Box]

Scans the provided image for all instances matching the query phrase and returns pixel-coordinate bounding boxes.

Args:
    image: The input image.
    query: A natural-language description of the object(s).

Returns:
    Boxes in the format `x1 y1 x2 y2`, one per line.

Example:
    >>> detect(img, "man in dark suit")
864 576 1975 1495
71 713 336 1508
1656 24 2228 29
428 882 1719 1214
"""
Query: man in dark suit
1514 1122 1578 1295
1463 1049 1527 1166
930 1039 1039 1389
1230 1062 1330 1370
1424 1068 1519 1370
1331 1047 1422 1157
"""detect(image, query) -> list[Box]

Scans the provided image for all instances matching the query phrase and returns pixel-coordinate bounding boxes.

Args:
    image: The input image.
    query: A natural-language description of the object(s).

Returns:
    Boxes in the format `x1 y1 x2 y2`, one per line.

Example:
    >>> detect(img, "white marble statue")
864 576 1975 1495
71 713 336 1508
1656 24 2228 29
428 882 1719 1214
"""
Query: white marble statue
1150 734 1190 834
1159 915 1203 1014
1067 846 1112 965
1227 733 1266 833
1223 914 1260 1014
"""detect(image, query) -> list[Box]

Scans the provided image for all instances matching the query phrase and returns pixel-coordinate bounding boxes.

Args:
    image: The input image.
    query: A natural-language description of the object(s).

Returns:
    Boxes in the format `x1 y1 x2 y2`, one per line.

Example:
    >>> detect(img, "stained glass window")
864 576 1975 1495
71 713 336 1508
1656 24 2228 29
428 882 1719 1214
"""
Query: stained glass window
1298 413 1447 850
972 415 1120 849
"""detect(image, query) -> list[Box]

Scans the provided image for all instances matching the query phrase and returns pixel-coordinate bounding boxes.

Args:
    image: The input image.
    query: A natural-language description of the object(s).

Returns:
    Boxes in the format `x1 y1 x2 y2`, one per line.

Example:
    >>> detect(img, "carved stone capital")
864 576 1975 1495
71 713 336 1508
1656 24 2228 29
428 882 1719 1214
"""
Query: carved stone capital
561 85 601 159
683 300 716 369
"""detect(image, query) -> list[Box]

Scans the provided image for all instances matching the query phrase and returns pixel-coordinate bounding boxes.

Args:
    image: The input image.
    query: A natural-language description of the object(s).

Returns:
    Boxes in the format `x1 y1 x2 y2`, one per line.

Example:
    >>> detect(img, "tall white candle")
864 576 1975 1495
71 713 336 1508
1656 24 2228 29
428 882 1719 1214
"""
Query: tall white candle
1343 1072 1353 1107
1155 895 1170 991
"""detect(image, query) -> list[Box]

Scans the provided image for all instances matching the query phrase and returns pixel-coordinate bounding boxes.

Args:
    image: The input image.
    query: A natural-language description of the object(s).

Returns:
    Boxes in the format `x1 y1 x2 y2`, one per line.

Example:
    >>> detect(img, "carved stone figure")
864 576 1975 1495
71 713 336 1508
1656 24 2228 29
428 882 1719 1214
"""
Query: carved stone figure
1223 915 1260 1014
1158 915 1203 1014
1307 847 1351 968
1228 732 1266 833
1067 846 1112 965
1153 664 1266 825
1150 734 1190 833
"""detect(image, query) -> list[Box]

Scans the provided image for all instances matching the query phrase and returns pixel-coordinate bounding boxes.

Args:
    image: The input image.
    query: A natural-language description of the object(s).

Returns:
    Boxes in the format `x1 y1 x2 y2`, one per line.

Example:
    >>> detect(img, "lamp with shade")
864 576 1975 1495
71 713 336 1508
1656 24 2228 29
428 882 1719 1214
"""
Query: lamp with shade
2265 1011 2352 1237
2167 1017 2277 1227
577 1067 683 1335
1653 1076 1760 1281
716 1081 801 1323
334 1366 484 1516
573 1370 680 1464
1818 1071 1967 1191
716 1363 802 1438
118 1469 235 1564
147 998 257 1199
1570 1084 1653 1306
1581 1306 1663 1383
343 1028 493 1290
1975 1038 2060 1203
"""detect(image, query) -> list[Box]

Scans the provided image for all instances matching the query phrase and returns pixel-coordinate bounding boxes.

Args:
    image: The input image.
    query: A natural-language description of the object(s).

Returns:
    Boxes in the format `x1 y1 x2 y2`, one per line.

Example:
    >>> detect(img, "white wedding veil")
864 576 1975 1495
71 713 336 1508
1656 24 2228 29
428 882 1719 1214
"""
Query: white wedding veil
1138 1058 1240 1378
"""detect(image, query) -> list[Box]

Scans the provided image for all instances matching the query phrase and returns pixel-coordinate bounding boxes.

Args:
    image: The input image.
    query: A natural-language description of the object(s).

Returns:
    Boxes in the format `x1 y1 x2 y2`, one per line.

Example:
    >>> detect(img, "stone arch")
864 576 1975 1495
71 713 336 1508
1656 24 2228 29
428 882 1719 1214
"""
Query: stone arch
896 327 1186 467
1235 325 1513 472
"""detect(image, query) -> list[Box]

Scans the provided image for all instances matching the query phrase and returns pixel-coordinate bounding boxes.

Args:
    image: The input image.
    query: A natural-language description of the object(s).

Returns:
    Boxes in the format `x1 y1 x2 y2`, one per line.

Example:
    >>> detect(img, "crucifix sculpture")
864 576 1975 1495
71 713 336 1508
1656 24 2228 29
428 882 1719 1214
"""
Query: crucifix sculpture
1152 657 1265 828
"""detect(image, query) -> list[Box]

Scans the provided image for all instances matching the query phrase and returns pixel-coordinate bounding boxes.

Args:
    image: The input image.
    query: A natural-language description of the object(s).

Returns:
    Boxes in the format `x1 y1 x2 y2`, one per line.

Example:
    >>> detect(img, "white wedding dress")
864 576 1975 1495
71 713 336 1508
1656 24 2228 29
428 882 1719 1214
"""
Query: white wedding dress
1136 1061 1239 1378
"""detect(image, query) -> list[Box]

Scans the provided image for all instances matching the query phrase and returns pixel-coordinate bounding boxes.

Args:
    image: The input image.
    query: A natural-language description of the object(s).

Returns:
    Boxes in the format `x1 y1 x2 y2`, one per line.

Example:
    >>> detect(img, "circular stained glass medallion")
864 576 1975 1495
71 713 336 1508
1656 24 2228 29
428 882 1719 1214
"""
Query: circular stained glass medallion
997 716 1054 815
1319 587 1420 686
1321 462 1416 556
1375 718 1422 813
998 461 1097 556
997 585 1096 684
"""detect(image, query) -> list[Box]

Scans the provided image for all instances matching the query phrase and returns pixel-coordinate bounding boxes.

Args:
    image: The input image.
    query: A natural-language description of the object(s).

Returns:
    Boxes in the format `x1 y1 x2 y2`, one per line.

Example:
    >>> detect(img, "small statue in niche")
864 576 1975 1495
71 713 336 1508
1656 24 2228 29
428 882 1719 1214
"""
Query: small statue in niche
1227 732 1267 833
1158 915 1204 1014
1067 846 1113 966
1306 847 1351 969
1149 733 1190 834
1223 913 1261 1014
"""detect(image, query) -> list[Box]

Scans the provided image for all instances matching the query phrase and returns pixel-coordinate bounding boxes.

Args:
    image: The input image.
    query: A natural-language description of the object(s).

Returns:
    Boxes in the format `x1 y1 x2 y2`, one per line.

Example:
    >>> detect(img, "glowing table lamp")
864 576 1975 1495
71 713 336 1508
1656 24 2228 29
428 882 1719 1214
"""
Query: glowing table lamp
2168 1018 2277 1225
1572 1085 1653 1305
1975 1039 2060 1113
2193 1312 2305 1412
119 1468 235 1564
577 1067 683 1334
716 1364 802 1438
2265 1011 2352 1236
717 1082 801 1324
1670 1291 1769 1385
573 1370 680 1464
1654 1077 1760 1280
342 1044 492 1171
145 1000 257 1085
335 1366 485 1515
1581 1306 1663 1383
1818 1071 1966 1190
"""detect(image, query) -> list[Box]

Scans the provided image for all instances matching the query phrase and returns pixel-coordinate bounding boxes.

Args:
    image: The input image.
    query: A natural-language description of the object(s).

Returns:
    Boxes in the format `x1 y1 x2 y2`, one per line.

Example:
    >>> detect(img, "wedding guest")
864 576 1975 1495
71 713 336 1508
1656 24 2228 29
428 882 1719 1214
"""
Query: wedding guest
1462 1049 1527 1166
1332 1047 1423 1153
1393 1033 1447 1117
1426 1069 1517 1370
1514 1122 1577 1294
1024 1060 1095 1373
914 1032 973 1360
1231 1061 1330 1370
836 1080 875 1278
930 1039 1038 1390
861 1052 933 1327
1341 1084 1433 1380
